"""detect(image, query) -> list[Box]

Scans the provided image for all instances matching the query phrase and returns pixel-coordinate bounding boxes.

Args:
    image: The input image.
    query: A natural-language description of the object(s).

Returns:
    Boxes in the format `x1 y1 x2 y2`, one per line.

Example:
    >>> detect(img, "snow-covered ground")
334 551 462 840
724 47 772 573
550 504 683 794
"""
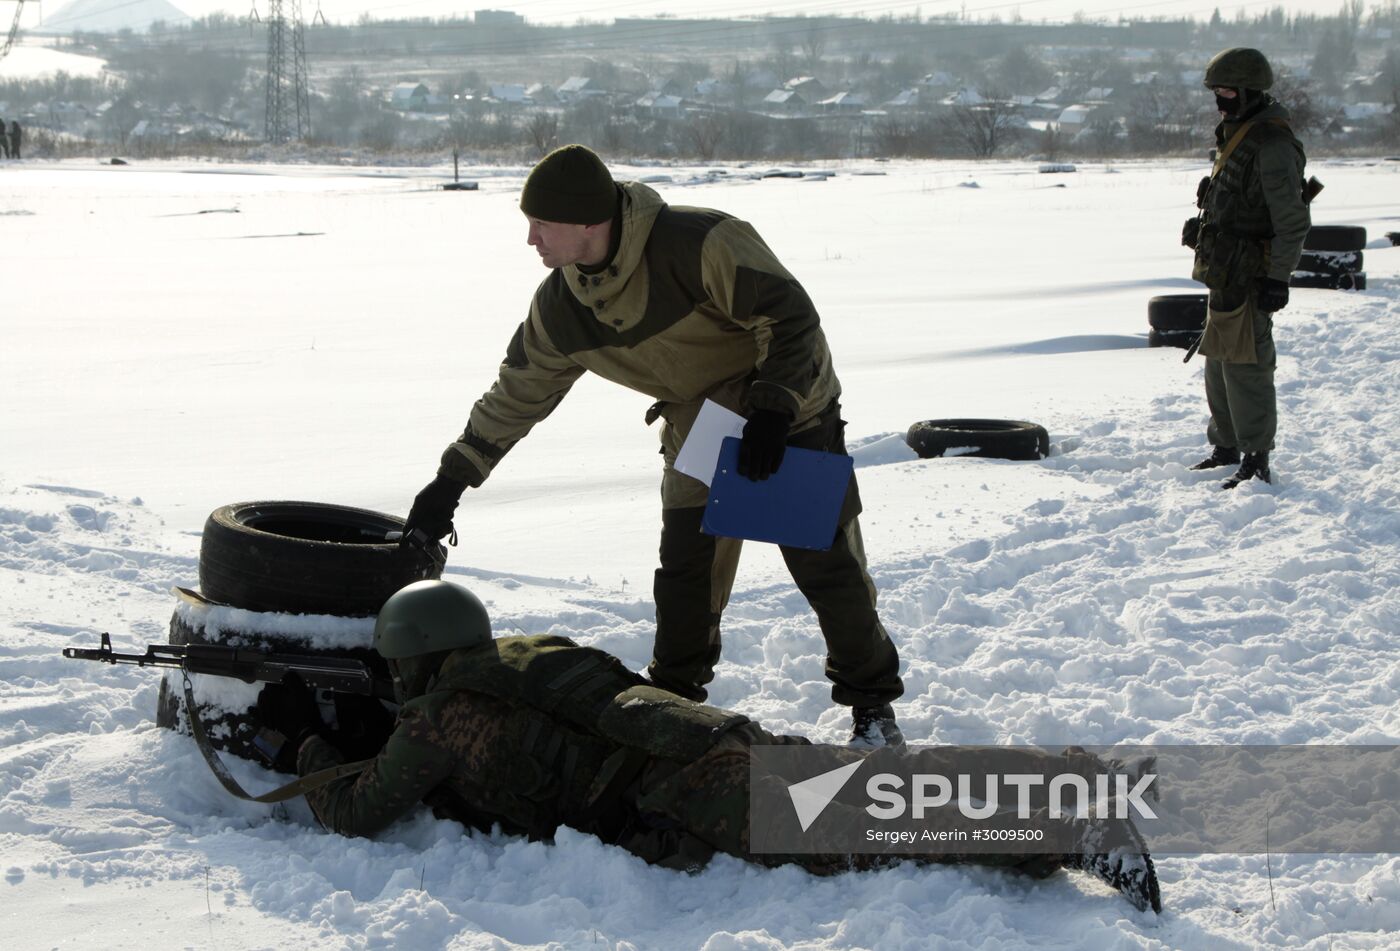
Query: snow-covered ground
2 156 1399 949
0 41 107 80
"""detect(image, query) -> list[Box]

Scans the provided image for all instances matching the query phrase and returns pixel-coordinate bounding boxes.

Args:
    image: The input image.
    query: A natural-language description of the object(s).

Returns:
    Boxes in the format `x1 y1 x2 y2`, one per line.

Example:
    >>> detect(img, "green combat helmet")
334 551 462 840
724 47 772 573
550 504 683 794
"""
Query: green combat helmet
374 580 493 700
1204 47 1274 90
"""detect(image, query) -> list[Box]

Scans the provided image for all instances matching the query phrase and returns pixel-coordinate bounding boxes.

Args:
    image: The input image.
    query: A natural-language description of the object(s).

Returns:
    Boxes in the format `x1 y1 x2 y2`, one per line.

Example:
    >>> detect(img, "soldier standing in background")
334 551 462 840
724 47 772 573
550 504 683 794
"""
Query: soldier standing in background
0 119 9 159
9 120 21 160
1182 48 1309 488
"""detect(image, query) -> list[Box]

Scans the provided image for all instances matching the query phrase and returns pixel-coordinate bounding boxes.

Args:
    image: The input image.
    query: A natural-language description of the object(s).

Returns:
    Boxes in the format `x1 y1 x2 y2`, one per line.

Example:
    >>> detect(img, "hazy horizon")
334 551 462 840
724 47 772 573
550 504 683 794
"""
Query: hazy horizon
29 0 1394 31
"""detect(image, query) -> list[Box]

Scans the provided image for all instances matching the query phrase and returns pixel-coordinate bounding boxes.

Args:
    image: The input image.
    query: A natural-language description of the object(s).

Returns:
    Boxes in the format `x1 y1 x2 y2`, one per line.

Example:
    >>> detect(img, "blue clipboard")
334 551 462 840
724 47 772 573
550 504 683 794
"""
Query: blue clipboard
701 437 853 550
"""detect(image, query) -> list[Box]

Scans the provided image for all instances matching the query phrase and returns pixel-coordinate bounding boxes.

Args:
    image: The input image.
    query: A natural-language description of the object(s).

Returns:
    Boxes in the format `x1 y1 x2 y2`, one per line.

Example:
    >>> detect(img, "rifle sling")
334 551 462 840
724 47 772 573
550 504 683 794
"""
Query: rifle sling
1211 117 1290 178
183 674 373 804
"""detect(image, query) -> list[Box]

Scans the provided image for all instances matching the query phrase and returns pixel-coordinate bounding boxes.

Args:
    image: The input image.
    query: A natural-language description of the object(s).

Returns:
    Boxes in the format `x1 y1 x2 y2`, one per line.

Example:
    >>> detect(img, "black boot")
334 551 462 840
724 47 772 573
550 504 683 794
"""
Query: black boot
1190 446 1240 470
849 704 905 748
1062 811 1163 914
1063 847 1163 914
1223 451 1271 489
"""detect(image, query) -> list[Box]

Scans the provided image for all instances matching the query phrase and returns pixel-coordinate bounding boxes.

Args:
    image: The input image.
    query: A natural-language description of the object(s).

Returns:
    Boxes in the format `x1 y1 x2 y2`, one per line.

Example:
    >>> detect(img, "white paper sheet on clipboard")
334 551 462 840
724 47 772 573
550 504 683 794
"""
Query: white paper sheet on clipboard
674 399 746 486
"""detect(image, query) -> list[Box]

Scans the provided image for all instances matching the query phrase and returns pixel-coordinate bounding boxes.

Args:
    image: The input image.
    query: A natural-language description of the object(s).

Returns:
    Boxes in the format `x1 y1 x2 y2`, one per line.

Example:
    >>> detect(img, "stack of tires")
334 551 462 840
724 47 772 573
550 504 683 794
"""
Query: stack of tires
1293 225 1367 290
1147 294 1207 349
155 501 444 767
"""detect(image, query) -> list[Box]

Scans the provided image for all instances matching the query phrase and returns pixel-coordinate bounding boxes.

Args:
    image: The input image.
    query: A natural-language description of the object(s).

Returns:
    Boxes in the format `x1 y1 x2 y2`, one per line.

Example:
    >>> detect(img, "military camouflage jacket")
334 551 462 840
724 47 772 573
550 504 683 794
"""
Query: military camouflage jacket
298 678 620 840
438 181 842 491
1205 99 1310 283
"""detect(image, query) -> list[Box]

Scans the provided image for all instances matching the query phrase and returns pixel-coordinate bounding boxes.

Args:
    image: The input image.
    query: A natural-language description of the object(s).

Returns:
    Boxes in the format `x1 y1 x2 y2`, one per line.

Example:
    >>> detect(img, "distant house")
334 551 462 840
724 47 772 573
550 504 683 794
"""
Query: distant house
785 76 827 100
487 84 531 105
817 91 865 114
558 76 607 103
391 82 430 111
762 89 806 114
1056 103 1097 128
884 88 921 110
1082 87 1115 101
636 93 685 119
942 87 985 107
694 78 732 100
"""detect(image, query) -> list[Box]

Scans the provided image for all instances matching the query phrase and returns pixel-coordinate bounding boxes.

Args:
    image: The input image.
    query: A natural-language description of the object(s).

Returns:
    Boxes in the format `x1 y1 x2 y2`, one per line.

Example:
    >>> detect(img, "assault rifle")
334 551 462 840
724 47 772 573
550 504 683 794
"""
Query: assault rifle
63 633 390 803
62 632 396 702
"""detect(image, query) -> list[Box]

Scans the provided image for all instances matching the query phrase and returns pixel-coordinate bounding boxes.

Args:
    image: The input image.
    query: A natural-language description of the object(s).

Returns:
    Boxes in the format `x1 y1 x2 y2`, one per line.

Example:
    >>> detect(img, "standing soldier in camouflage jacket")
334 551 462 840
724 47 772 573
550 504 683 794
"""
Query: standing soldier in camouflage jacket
403 144 904 745
1183 48 1309 488
256 580 1162 914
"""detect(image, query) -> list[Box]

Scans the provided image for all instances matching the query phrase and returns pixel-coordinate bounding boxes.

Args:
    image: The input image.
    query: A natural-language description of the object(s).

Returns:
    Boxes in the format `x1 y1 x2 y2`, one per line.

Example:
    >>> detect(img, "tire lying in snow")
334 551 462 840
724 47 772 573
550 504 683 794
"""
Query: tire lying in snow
906 419 1050 461
1302 225 1366 252
1290 270 1367 290
1296 250 1362 274
199 501 444 617
155 594 394 768
1147 294 1207 334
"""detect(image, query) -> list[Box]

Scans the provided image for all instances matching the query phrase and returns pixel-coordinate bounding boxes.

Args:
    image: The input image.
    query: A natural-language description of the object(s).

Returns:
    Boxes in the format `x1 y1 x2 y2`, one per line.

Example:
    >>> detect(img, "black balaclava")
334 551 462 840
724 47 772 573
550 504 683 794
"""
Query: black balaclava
1218 88 1266 119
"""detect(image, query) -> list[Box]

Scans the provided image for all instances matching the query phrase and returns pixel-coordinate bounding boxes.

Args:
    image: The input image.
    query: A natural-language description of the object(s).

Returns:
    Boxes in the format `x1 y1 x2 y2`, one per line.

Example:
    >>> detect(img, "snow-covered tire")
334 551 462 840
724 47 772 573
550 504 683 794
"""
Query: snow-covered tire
1303 225 1366 252
1290 271 1367 290
199 501 443 617
1297 250 1362 274
155 608 394 768
1147 294 1207 333
906 419 1050 461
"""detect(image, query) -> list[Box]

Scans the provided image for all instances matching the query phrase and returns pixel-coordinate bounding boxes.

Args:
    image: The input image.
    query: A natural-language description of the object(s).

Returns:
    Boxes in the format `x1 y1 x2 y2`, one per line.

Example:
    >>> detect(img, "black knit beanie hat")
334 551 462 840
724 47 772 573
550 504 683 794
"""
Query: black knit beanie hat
520 144 617 225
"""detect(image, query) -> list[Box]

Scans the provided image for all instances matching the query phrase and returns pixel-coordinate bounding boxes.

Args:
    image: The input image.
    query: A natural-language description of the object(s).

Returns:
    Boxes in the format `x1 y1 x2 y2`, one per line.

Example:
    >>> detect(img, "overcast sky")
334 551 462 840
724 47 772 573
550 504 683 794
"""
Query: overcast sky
87 0 1396 28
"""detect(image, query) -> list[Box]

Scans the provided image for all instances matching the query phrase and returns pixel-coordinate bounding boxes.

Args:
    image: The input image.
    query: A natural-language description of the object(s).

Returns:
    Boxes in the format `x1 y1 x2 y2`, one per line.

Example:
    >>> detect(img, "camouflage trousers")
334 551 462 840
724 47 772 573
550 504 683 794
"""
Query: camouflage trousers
1204 293 1278 454
613 722 1061 879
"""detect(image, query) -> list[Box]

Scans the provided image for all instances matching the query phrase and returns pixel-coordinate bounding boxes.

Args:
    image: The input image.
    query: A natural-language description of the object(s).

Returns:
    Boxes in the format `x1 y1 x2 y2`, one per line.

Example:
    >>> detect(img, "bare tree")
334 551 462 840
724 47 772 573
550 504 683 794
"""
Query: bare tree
799 26 825 73
684 112 726 160
944 91 1020 158
525 111 558 158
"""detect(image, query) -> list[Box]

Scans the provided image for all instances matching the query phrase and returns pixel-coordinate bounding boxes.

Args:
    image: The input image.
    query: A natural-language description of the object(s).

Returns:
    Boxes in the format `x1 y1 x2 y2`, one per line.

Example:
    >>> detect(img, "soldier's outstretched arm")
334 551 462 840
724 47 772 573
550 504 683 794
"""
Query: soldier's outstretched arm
297 704 456 838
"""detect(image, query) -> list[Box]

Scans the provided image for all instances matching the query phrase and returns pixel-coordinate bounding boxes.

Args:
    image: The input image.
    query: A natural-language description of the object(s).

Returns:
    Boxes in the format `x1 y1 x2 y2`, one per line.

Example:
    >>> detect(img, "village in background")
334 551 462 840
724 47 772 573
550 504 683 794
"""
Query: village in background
4 0 1400 162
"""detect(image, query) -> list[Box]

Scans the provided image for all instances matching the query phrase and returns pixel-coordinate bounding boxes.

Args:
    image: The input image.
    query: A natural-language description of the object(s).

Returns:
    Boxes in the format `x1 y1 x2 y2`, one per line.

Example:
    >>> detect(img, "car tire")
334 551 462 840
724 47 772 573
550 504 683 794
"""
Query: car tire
1290 270 1367 290
1148 294 1208 333
1303 225 1366 252
906 419 1050 461
199 501 444 617
1297 250 1362 273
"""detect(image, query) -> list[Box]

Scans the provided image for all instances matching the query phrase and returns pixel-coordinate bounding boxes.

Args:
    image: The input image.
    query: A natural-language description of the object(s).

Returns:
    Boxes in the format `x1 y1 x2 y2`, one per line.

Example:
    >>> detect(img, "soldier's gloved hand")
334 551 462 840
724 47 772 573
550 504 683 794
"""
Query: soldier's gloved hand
1256 277 1290 313
256 673 324 749
404 473 468 546
1181 216 1201 249
738 409 792 481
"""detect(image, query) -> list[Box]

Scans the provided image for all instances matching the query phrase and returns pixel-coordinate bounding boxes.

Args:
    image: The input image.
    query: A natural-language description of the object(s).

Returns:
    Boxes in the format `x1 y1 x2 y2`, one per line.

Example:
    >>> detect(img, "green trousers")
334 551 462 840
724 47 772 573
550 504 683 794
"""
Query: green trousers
1204 296 1277 454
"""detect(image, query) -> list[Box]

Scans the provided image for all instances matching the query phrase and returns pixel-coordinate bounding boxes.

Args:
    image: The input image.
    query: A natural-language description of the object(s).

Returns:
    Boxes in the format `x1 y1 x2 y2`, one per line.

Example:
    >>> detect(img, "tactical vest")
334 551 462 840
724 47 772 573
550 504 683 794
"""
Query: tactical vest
1193 117 1303 293
432 634 749 762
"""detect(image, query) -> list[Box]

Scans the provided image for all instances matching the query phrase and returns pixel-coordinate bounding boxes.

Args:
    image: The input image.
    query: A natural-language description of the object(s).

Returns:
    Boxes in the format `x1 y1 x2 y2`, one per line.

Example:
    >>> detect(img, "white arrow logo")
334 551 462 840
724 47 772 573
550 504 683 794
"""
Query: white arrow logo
787 760 863 832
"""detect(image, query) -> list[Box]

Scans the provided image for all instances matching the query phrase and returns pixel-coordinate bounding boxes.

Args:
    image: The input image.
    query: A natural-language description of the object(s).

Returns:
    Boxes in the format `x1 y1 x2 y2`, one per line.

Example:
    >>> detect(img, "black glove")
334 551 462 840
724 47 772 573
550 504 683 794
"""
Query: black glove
255 673 324 750
1181 216 1201 249
737 409 792 481
1256 277 1290 313
404 473 467 546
